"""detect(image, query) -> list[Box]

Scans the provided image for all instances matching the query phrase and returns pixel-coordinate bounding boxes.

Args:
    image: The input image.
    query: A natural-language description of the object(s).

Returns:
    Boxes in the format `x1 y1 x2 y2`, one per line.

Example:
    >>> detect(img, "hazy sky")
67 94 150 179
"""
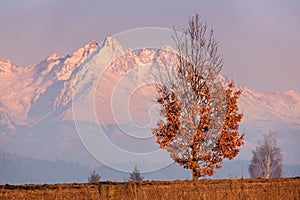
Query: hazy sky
0 0 299 92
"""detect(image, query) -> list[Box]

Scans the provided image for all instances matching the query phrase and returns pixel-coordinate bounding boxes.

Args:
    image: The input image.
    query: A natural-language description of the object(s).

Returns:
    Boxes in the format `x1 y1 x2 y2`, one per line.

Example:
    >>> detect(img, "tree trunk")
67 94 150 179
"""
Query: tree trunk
192 169 199 181
265 143 271 178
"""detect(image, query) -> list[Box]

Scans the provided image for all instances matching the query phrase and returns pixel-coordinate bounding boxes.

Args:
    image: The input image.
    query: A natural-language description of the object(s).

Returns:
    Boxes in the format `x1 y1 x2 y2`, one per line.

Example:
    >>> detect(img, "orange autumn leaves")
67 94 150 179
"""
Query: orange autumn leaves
152 14 244 180
152 77 244 179
215 83 244 160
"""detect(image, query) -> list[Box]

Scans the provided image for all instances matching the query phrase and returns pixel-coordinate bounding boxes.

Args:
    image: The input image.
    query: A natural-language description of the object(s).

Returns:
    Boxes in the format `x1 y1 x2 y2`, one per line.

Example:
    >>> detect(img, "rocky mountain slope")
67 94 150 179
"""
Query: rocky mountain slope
0 37 299 167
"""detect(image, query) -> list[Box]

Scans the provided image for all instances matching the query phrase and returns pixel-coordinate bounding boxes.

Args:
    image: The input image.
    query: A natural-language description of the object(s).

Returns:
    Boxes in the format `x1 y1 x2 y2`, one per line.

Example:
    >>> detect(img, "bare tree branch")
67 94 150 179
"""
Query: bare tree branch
249 132 283 178
152 14 244 180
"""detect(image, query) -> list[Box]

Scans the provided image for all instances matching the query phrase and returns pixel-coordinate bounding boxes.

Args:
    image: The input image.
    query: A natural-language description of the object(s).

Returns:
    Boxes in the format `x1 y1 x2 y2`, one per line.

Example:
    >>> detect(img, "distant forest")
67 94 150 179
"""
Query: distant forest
0 151 299 184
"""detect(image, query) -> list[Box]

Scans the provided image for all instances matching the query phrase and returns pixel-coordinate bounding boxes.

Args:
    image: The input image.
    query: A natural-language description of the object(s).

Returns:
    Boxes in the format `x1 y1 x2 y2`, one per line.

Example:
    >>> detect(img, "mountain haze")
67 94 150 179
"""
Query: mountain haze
0 37 299 170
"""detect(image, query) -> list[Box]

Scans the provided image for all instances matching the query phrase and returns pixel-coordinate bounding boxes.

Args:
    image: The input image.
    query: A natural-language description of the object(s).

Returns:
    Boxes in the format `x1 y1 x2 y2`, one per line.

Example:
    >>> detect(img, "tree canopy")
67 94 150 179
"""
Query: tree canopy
128 166 144 182
249 132 282 178
152 14 244 180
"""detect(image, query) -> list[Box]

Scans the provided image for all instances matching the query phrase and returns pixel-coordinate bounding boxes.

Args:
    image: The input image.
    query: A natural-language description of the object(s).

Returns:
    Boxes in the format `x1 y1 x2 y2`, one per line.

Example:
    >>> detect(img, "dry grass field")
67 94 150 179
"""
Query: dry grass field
0 178 299 200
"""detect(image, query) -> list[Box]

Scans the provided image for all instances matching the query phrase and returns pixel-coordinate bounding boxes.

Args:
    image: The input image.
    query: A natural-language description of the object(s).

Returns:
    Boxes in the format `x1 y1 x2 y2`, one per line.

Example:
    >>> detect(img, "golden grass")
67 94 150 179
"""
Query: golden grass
0 178 299 200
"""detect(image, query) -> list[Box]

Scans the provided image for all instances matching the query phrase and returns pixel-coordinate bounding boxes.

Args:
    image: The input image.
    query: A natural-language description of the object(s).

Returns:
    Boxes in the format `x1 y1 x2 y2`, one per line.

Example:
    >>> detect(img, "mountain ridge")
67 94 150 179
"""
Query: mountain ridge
0 37 299 167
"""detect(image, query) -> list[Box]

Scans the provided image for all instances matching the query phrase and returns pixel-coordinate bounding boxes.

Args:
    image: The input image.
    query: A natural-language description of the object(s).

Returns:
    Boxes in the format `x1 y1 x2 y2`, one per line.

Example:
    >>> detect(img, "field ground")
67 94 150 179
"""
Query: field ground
0 178 299 200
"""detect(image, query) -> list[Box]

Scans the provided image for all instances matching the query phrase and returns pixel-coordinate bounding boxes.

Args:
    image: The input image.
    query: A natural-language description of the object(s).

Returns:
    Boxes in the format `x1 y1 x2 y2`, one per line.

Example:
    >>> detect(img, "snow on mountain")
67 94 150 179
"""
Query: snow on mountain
0 40 100 126
239 87 300 126
0 37 299 166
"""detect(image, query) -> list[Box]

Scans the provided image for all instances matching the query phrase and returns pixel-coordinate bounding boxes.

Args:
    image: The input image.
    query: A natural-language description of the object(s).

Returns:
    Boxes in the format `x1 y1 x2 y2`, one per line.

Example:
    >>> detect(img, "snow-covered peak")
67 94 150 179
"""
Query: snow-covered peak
101 37 124 53
283 90 300 99
55 40 99 81
102 36 117 46
160 45 177 54
69 40 99 61
83 40 99 52
0 59 13 65
137 48 156 64
62 40 99 64
242 87 263 98
46 53 61 61
0 60 16 73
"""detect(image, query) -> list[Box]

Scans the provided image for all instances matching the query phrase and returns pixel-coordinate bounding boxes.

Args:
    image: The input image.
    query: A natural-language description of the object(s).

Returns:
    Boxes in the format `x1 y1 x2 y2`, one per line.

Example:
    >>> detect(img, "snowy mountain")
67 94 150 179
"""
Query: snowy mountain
0 37 299 169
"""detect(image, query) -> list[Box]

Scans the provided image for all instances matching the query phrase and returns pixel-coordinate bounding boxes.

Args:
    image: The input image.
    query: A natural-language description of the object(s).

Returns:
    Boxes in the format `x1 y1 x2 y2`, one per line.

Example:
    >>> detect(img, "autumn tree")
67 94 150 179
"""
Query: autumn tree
128 166 144 182
152 14 244 180
249 132 283 178
88 170 101 183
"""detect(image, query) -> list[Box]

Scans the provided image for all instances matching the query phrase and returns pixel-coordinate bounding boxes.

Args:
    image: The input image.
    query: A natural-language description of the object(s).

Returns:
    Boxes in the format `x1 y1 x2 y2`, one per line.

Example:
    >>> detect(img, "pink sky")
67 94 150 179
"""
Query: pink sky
0 0 299 92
